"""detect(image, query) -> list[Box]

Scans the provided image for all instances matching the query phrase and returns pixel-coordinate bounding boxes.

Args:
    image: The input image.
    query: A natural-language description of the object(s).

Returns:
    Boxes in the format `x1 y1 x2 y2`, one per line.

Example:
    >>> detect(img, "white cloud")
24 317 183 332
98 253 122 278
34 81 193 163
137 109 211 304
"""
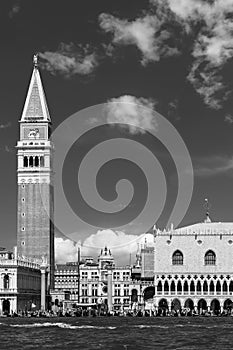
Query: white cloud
162 0 233 109
99 13 179 65
193 155 233 177
100 1 233 109
187 61 225 110
39 43 98 78
105 95 157 134
55 237 79 264
55 230 154 266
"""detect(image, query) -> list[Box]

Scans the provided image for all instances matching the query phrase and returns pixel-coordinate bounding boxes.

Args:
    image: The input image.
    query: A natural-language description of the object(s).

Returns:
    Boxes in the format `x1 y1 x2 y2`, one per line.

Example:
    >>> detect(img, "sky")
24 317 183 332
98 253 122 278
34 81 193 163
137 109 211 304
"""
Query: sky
1 0 233 264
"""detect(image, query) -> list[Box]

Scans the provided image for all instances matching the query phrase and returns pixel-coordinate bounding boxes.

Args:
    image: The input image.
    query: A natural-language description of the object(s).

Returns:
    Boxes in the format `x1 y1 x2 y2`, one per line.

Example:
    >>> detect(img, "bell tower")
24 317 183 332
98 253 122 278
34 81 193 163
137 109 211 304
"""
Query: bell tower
16 55 54 288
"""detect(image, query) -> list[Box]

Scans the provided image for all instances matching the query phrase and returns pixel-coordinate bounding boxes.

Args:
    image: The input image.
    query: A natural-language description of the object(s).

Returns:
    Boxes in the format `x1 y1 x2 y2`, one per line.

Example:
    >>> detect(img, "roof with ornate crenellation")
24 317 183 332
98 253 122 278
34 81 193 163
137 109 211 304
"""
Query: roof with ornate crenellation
155 221 233 236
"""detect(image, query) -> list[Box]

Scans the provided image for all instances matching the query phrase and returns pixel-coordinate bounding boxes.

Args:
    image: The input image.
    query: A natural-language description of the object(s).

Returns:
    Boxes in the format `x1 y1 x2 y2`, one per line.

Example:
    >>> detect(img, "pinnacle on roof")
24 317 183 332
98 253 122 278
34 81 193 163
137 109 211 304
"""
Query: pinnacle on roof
20 54 51 123
204 198 212 223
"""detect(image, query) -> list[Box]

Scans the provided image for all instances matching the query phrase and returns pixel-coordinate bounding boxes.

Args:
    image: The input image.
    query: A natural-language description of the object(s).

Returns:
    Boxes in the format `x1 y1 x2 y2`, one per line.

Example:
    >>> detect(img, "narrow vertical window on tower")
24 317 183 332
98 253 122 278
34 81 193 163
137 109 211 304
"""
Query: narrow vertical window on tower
23 156 28 167
29 156 34 167
35 156 39 167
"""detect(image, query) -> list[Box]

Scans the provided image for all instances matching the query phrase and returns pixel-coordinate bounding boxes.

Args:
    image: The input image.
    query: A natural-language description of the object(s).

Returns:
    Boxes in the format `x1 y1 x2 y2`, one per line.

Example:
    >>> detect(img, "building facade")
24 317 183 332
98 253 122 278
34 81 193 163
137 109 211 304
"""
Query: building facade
0 248 41 314
50 219 233 315
153 220 233 314
51 247 133 312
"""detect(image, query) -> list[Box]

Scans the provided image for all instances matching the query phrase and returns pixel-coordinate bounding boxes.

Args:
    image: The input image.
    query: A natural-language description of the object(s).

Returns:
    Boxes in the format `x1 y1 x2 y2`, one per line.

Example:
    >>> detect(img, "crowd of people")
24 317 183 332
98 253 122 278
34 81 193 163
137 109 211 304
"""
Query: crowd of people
1 307 233 318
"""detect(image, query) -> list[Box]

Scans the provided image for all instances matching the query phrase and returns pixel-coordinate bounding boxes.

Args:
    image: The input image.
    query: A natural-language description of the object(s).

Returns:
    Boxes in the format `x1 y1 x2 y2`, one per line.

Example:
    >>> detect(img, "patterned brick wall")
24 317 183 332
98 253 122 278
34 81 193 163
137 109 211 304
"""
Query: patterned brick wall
17 182 54 288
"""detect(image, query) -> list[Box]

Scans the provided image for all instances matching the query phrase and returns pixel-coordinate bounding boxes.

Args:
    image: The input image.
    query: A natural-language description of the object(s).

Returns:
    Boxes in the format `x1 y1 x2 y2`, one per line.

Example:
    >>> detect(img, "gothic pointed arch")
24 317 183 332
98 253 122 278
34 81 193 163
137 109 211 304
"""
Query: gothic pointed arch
164 280 169 293
190 280 195 293
171 280 175 293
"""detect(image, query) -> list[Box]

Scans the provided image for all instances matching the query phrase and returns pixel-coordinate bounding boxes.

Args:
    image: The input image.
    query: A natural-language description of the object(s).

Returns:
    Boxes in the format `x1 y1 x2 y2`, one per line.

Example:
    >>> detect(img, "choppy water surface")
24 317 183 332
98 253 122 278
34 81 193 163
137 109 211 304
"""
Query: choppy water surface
0 317 233 349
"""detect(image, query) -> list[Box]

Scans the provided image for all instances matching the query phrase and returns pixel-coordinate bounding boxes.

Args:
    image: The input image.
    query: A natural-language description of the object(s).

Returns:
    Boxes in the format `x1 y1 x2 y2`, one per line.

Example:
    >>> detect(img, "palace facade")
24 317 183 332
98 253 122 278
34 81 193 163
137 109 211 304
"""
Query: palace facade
152 218 233 314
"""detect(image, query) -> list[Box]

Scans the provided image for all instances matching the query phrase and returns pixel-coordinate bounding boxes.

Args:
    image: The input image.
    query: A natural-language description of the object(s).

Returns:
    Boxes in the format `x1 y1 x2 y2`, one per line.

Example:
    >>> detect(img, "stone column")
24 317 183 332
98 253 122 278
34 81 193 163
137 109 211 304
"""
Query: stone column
168 299 172 312
41 266 47 311
107 269 113 313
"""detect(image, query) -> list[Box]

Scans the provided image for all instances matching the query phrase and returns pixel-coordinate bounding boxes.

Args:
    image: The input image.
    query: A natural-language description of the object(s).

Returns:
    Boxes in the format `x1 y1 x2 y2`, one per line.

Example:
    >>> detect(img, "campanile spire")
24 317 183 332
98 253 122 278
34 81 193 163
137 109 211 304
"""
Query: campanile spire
20 54 51 123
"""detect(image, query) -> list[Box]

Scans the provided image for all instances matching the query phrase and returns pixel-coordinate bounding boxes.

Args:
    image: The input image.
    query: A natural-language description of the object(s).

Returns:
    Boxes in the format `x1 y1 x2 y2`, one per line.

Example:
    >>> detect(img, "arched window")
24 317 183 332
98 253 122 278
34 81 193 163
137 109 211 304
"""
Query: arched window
216 280 221 293
184 280 188 292
29 156 34 167
3 275 9 289
34 156 39 167
157 280 162 293
210 280 214 293
164 280 169 293
204 250 216 265
223 280 228 293
197 280 201 293
171 280 175 293
172 250 183 265
23 156 28 167
203 280 208 293
190 280 195 293
229 281 233 293
177 280 182 293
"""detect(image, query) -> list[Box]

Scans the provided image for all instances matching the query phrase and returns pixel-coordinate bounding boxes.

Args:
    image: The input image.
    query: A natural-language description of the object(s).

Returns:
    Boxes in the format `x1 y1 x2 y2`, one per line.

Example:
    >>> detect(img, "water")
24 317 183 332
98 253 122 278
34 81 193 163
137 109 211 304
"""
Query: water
0 317 233 349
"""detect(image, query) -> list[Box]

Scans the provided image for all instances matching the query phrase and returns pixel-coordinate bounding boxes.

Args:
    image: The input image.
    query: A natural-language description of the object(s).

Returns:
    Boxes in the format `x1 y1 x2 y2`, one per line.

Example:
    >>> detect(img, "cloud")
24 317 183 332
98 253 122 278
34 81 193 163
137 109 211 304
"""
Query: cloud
99 13 180 65
156 0 233 109
39 43 98 78
55 230 154 266
9 2 20 19
225 114 233 124
167 99 180 120
100 1 233 109
187 61 226 110
55 237 79 264
104 95 157 134
193 155 233 177
0 122 11 129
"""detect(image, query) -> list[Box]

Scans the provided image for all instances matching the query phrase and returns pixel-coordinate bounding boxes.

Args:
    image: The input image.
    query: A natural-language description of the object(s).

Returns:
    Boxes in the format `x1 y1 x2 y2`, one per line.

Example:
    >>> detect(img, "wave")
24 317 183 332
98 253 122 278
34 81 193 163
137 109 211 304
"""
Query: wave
10 322 117 330
133 325 169 329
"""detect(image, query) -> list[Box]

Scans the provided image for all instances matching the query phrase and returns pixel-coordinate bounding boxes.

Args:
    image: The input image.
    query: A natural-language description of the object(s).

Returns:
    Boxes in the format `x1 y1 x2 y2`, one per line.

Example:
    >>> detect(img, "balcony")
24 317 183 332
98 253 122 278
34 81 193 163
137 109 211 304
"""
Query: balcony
0 288 17 293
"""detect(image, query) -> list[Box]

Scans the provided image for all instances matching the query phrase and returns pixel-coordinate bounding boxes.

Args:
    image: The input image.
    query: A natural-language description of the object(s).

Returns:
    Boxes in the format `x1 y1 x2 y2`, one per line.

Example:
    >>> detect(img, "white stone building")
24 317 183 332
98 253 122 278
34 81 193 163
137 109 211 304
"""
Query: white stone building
51 247 132 311
153 219 233 314
0 248 41 314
